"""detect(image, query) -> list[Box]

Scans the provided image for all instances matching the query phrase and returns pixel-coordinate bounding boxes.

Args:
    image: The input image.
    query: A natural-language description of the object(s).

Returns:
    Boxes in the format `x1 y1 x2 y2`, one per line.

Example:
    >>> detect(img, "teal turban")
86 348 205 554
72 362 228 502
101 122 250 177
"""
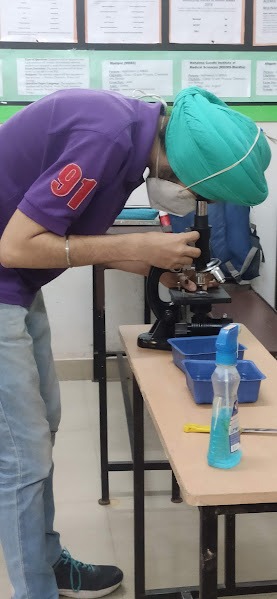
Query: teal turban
165 87 271 206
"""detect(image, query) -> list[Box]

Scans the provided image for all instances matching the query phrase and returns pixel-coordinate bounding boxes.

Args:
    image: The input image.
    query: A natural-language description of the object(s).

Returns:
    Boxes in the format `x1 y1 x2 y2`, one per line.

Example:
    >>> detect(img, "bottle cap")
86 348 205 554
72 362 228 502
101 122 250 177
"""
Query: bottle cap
216 323 240 366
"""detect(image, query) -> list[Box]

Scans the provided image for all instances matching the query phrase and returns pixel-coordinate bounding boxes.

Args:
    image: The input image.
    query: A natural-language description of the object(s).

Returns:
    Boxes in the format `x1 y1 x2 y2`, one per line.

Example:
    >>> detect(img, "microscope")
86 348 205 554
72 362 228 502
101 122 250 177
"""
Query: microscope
137 199 233 350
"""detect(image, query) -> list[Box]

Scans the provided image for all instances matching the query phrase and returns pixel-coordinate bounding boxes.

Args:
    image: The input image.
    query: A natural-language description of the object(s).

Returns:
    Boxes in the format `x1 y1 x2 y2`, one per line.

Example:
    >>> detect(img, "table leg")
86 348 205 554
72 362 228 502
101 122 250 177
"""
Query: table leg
93 265 110 505
144 276 151 324
199 506 218 599
171 472 182 503
133 375 145 599
224 514 236 593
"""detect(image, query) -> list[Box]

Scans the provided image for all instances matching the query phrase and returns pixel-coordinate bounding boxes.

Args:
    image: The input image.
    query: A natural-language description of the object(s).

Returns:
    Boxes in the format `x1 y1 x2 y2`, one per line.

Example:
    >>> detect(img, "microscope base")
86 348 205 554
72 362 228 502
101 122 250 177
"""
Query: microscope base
137 316 233 351
137 287 232 351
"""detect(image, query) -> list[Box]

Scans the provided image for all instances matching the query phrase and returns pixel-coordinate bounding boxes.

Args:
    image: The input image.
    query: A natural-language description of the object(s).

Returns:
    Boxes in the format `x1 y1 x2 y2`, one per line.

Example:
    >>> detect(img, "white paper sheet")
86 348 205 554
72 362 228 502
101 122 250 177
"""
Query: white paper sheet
0 0 76 42
256 61 277 94
86 0 161 44
182 60 251 97
102 60 172 96
254 0 277 45
17 58 89 96
170 0 244 44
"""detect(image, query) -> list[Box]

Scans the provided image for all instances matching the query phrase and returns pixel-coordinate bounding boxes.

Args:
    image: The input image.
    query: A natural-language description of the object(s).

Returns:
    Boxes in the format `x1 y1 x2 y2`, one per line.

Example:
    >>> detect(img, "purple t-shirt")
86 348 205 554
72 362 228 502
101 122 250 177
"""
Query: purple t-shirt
0 89 161 307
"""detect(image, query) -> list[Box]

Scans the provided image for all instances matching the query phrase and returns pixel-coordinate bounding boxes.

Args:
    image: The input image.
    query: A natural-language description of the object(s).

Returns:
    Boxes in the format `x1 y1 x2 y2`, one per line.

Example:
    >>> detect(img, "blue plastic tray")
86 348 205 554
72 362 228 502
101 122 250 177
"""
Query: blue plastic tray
168 336 246 370
181 359 266 404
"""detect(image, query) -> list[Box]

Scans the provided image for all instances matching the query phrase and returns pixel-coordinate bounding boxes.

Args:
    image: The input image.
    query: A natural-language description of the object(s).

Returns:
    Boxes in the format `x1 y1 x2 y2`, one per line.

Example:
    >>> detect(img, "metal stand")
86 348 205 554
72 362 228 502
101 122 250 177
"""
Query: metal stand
133 372 277 599
92 265 181 505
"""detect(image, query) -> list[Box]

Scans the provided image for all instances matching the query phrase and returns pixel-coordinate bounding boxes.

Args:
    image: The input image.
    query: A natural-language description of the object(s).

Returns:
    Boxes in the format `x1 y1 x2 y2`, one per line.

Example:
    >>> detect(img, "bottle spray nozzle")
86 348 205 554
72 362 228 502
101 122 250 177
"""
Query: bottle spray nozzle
216 323 240 366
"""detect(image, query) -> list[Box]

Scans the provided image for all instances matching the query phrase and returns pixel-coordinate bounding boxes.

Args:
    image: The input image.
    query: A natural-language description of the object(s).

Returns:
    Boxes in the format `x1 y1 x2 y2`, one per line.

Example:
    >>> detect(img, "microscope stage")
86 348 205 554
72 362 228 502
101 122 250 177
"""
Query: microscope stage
169 286 231 306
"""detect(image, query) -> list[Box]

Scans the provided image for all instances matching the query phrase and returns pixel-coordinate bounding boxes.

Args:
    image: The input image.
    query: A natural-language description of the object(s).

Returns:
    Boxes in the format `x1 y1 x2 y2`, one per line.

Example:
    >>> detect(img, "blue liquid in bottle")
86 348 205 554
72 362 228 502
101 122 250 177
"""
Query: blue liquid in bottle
208 400 241 469
207 324 242 469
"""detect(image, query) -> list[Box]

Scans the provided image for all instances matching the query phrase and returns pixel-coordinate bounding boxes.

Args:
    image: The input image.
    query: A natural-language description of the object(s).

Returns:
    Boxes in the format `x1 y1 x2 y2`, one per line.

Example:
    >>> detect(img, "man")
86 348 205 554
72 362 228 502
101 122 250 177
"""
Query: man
0 86 271 599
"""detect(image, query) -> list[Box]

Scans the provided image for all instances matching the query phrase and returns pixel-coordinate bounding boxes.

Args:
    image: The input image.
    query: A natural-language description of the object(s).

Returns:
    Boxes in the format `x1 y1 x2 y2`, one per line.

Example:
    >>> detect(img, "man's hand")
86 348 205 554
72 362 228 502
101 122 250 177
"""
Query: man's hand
135 231 201 270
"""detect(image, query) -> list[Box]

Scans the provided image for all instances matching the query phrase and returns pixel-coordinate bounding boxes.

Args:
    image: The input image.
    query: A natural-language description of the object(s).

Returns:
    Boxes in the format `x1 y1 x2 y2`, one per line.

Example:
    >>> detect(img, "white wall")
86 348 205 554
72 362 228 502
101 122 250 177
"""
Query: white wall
43 266 146 359
43 123 277 361
251 123 277 307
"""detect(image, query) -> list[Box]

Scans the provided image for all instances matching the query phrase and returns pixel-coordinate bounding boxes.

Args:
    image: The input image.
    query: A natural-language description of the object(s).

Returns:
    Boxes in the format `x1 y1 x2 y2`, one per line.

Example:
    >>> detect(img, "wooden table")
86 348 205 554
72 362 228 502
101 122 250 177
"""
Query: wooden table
93 220 277 505
120 324 277 599
93 261 277 505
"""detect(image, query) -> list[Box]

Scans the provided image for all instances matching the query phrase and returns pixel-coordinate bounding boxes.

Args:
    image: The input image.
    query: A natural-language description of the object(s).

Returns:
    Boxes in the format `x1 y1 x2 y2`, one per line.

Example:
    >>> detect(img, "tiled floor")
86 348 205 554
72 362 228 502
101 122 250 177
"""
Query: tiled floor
1 379 277 598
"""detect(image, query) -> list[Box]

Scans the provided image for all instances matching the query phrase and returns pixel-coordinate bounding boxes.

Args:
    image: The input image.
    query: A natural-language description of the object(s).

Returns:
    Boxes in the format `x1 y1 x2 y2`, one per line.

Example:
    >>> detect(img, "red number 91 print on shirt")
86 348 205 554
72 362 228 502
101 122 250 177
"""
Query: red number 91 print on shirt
51 163 97 210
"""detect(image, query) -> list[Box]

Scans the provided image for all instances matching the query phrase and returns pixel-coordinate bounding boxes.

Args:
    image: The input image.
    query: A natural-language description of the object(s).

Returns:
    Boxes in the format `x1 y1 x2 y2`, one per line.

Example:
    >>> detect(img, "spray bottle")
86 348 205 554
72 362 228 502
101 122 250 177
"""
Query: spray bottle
207 323 242 469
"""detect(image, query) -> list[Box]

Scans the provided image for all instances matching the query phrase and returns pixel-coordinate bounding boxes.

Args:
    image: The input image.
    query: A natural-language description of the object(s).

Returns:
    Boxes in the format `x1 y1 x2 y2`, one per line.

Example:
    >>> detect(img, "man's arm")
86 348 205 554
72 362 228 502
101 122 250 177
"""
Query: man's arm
0 209 200 271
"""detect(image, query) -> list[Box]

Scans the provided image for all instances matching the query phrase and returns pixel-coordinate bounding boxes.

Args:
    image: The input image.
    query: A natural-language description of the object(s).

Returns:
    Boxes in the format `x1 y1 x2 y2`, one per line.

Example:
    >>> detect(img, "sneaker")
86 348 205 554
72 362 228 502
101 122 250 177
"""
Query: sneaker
54 549 123 598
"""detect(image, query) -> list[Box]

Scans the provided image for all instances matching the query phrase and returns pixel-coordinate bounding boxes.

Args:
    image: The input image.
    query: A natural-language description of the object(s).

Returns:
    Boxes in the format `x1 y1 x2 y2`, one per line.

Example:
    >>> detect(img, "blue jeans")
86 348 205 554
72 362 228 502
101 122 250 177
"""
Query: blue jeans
0 291 62 599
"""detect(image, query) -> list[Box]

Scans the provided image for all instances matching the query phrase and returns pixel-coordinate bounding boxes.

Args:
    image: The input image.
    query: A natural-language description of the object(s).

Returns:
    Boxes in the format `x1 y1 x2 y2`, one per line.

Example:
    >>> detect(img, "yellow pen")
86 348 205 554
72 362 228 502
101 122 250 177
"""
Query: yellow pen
184 423 210 433
183 423 277 435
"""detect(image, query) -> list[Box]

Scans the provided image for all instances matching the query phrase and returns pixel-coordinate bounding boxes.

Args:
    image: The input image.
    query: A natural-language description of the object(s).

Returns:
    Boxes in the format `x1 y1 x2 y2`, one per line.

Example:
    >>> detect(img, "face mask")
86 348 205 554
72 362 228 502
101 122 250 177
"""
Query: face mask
146 177 197 216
